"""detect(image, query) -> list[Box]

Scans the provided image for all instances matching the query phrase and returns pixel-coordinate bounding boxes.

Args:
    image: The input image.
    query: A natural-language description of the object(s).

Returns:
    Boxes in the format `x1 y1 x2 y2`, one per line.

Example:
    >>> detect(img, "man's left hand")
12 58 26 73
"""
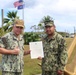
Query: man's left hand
57 70 63 75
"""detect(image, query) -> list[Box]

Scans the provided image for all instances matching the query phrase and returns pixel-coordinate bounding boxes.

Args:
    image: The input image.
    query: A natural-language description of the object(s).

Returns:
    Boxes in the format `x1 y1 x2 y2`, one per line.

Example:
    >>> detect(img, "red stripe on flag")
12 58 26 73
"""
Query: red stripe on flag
14 1 23 8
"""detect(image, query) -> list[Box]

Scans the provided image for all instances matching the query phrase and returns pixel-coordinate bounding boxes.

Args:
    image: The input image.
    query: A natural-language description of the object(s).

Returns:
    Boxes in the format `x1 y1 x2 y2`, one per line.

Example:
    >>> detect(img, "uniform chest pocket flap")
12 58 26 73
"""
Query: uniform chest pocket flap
50 43 59 54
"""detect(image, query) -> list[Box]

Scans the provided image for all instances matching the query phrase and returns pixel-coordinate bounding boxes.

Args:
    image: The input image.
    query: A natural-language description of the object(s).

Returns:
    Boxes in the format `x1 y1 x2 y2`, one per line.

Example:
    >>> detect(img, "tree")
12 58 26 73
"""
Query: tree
23 32 40 45
30 25 38 32
3 11 19 32
40 15 53 24
0 27 5 36
30 15 53 32
37 23 44 32
36 15 53 32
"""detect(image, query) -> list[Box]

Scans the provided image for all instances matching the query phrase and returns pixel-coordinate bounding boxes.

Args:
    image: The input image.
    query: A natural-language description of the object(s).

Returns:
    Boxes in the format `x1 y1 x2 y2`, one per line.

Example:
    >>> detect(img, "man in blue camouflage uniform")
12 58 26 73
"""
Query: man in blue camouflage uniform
0 19 30 75
38 20 68 75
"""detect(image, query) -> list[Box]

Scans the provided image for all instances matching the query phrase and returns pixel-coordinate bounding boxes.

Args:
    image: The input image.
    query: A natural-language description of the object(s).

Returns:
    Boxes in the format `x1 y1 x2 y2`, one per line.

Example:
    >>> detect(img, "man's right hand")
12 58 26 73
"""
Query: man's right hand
38 56 42 60
12 47 20 54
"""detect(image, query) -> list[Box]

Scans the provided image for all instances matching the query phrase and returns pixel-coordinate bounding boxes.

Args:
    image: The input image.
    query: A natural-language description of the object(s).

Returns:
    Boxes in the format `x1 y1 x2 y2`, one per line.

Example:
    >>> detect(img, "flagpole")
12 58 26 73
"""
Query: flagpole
22 6 24 20
21 0 24 21
1 9 4 34
15 0 24 20
1 9 4 27
22 0 24 25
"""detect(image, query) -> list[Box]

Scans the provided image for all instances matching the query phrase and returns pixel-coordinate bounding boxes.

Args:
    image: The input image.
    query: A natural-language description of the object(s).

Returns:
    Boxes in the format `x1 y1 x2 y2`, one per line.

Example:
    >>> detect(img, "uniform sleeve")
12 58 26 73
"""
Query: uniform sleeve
0 38 5 48
58 38 68 71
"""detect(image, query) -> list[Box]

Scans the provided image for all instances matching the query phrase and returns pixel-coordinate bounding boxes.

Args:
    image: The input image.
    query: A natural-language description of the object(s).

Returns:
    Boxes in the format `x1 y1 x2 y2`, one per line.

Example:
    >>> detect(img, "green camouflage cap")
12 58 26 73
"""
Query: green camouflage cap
45 21 54 27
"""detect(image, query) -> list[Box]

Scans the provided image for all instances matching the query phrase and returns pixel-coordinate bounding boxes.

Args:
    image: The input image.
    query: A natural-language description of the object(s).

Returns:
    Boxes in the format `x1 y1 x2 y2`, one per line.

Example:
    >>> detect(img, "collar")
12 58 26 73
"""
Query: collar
44 32 57 42
10 32 23 41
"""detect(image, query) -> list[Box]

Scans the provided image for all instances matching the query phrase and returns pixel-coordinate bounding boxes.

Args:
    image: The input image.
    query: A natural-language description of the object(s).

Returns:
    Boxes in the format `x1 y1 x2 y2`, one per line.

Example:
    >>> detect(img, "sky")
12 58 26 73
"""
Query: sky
0 0 76 33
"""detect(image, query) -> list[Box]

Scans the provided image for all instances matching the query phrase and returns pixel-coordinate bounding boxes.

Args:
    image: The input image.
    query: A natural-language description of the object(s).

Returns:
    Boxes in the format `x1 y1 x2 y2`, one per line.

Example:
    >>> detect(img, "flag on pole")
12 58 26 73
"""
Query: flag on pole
18 0 25 9
13 0 25 9
14 1 23 8
19 0 23 2
17 5 24 9
14 0 25 20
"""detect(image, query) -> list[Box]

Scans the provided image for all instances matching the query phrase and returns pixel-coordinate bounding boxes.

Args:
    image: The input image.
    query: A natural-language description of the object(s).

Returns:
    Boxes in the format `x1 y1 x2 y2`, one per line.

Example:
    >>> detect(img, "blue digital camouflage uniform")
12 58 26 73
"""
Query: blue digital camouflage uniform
0 32 24 75
41 32 68 75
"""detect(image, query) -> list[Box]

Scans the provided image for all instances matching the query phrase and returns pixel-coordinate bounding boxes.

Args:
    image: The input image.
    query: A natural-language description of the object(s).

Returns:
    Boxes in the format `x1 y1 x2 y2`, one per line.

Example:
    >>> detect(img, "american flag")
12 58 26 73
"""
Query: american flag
14 1 23 8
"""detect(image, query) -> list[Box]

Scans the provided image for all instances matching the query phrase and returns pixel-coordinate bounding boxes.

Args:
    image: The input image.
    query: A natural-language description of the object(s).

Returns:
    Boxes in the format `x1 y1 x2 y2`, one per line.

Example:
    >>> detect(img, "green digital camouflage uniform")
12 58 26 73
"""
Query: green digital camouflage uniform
42 32 68 75
0 32 24 75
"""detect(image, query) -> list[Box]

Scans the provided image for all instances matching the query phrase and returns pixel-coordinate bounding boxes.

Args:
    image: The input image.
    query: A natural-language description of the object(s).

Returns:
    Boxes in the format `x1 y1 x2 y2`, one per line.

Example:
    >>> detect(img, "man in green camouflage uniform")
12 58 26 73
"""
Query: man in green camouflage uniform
0 19 30 75
38 20 68 75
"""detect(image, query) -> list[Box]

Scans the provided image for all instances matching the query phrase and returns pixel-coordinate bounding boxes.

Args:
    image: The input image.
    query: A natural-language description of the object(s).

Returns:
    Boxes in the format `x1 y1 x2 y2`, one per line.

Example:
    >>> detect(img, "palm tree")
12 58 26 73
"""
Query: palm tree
36 15 53 32
3 11 19 32
4 11 18 23
30 15 53 32
40 15 53 24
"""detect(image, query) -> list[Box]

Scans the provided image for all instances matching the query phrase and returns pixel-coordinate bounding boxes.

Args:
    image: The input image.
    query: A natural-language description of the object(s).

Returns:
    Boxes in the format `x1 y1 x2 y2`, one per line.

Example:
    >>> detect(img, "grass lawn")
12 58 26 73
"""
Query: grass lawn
0 38 74 75
24 45 42 75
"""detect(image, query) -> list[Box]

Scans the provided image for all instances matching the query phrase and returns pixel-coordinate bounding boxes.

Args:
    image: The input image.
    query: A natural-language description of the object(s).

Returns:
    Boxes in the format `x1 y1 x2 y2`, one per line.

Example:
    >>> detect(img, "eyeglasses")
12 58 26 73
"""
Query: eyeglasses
16 26 23 29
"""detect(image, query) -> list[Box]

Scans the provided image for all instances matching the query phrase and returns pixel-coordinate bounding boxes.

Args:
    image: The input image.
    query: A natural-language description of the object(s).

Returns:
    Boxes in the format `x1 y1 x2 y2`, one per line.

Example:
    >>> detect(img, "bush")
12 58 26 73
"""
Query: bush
23 32 40 45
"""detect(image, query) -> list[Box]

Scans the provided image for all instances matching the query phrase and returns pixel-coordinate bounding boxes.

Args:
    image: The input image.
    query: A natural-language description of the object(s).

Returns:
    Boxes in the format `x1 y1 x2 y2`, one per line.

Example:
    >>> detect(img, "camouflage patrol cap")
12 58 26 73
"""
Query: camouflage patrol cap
14 19 24 28
45 21 54 27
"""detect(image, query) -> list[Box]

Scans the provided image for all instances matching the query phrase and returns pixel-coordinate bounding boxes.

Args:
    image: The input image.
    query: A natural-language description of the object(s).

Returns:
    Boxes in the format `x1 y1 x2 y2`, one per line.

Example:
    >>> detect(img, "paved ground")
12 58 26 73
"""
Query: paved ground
64 36 76 75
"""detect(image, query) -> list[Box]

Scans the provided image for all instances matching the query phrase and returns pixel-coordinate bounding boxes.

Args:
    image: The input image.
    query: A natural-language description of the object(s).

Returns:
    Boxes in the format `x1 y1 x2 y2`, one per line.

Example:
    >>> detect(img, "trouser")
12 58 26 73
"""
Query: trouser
42 70 64 75
2 71 23 75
